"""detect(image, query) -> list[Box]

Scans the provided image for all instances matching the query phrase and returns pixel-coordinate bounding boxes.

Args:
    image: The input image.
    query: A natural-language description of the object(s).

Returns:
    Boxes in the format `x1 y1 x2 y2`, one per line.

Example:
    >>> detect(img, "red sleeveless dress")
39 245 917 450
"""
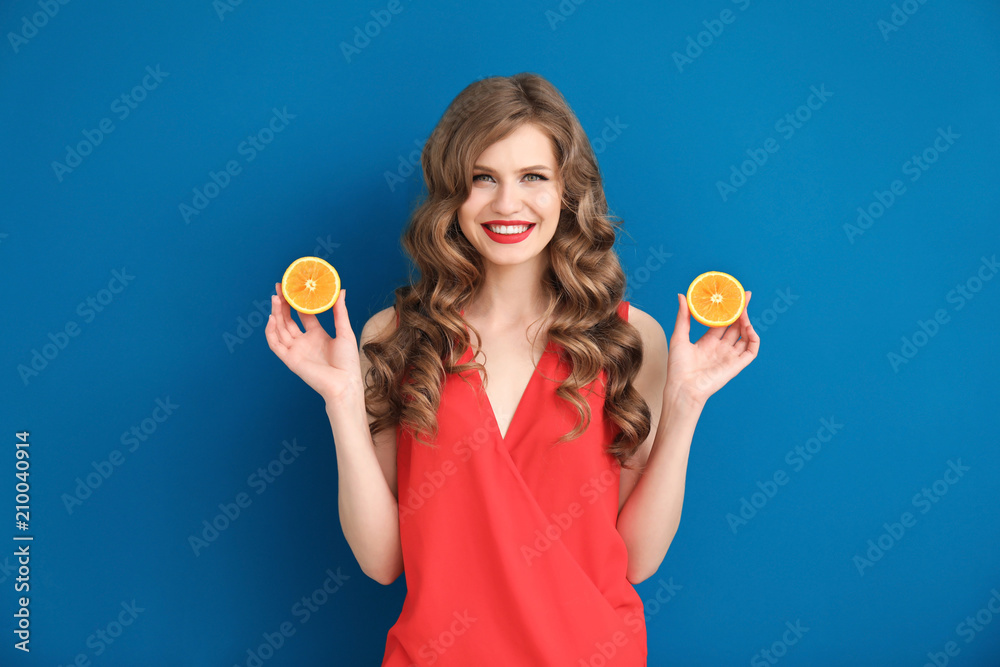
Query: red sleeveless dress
382 301 647 666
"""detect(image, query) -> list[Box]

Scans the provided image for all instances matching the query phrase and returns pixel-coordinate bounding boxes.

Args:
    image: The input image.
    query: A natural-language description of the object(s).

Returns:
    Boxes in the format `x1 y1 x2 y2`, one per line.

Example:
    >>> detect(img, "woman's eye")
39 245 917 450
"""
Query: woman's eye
472 173 548 183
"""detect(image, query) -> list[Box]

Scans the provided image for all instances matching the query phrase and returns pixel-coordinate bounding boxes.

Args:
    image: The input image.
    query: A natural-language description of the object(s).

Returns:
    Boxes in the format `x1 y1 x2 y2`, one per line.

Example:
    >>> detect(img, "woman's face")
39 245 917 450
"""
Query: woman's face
457 123 563 268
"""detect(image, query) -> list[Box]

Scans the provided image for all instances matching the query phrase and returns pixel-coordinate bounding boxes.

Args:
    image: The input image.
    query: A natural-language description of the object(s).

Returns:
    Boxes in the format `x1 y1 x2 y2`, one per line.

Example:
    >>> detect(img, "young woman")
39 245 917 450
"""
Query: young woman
265 73 759 666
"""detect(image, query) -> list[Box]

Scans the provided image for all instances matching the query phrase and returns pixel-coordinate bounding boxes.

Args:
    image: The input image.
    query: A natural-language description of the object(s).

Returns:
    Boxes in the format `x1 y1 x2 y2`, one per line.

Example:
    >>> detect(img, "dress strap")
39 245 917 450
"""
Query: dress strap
617 300 630 322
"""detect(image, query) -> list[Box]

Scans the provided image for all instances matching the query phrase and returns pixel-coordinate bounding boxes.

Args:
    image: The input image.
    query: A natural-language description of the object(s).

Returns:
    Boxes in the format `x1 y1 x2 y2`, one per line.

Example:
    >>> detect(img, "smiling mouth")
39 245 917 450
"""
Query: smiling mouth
482 222 535 235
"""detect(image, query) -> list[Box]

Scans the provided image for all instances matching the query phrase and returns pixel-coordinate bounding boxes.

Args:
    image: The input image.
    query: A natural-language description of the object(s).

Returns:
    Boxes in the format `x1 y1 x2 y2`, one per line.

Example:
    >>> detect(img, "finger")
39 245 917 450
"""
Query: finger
272 293 298 347
743 324 760 363
299 311 321 333
739 291 753 342
721 321 741 344
275 283 303 342
738 319 760 359
271 294 293 347
671 293 690 346
696 324 724 347
265 312 288 356
271 283 299 345
269 283 292 348
723 291 751 343
332 289 355 342
732 324 749 352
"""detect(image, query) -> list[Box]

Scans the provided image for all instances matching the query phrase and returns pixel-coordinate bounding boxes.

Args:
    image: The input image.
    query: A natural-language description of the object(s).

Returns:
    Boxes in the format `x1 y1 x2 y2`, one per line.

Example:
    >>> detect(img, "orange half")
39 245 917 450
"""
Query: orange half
281 256 341 314
686 271 745 327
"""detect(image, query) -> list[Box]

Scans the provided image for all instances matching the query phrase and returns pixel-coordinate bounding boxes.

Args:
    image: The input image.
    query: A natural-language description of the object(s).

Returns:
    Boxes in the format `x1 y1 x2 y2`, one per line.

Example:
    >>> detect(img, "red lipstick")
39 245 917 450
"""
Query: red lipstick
481 221 535 244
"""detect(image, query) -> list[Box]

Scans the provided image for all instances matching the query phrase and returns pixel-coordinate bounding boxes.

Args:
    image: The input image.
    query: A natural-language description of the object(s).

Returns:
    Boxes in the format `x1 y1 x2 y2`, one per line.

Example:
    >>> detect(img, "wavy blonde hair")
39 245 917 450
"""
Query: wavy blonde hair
362 72 650 470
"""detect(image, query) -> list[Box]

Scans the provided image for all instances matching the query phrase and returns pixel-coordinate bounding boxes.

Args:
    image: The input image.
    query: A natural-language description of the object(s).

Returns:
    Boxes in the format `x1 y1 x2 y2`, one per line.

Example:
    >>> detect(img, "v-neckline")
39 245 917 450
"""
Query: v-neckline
459 308 554 444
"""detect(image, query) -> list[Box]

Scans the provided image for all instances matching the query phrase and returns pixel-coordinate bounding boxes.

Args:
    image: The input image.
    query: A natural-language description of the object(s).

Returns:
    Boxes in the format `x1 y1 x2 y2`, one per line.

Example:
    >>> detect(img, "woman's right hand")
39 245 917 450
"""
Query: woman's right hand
265 281 362 405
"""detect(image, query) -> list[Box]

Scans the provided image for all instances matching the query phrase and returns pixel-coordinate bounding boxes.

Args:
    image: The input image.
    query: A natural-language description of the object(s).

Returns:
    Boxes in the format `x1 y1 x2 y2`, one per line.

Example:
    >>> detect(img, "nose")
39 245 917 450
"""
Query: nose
490 181 522 216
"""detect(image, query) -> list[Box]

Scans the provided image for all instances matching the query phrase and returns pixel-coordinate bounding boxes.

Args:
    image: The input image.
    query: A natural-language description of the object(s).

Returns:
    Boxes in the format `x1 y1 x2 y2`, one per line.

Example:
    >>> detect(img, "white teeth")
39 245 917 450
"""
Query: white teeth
486 224 530 235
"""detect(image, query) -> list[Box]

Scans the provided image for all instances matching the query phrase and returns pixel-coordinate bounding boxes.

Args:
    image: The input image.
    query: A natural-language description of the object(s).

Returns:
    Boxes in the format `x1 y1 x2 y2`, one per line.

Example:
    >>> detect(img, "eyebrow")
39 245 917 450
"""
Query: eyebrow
472 164 554 173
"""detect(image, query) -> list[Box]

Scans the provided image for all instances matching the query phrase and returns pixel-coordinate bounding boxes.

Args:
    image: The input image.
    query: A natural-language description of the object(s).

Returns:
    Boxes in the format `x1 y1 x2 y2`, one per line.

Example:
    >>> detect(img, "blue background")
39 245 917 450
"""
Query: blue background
2 0 998 664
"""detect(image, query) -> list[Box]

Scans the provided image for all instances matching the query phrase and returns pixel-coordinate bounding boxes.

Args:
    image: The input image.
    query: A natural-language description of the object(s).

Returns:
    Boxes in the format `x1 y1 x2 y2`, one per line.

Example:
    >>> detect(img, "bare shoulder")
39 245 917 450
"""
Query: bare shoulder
360 305 397 345
623 303 668 363
358 304 399 500
617 302 670 513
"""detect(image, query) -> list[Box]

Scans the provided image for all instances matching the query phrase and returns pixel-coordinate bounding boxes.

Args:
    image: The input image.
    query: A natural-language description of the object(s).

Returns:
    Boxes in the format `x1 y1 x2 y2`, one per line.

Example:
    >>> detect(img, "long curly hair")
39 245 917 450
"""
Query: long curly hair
362 72 651 471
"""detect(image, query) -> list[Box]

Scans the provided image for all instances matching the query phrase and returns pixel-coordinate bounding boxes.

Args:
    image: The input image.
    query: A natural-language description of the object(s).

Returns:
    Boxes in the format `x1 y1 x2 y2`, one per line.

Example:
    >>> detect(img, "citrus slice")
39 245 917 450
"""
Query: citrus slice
686 271 745 327
281 256 341 314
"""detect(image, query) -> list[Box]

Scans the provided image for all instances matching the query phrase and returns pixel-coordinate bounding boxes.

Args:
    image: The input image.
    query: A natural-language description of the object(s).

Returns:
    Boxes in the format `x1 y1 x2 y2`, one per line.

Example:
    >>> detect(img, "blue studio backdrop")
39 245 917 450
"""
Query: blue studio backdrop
2 0 999 665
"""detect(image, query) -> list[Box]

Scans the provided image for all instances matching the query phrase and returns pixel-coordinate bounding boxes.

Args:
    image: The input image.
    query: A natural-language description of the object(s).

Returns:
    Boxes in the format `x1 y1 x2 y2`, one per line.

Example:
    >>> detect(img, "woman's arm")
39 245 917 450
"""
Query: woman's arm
615 304 701 585
330 308 403 585
616 384 703 585
617 293 758 585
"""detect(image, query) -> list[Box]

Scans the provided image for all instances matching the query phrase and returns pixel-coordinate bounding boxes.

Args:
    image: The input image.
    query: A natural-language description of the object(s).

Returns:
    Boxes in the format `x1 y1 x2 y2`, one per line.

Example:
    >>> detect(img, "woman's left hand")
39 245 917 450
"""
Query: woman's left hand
665 290 760 409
